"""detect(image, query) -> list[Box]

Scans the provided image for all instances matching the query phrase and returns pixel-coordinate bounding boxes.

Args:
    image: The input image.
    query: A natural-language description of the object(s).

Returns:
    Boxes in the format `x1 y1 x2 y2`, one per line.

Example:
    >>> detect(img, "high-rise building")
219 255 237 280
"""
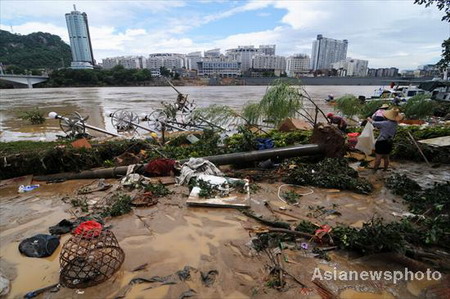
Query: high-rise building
259 45 276 55
65 5 95 69
102 56 146 69
311 34 348 71
147 53 185 70
331 58 368 77
286 54 311 77
252 54 286 76
226 46 261 72
186 51 203 70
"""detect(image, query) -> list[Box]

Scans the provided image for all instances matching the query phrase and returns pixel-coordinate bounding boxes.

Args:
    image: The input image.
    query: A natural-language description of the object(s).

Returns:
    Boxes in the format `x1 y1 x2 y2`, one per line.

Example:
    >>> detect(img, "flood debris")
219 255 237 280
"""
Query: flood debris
18 184 39 193
177 158 223 185
23 283 60 299
77 179 111 195
0 273 10 297
186 177 250 208
49 219 75 235
284 158 373 194
59 229 125 289
18 234 60 258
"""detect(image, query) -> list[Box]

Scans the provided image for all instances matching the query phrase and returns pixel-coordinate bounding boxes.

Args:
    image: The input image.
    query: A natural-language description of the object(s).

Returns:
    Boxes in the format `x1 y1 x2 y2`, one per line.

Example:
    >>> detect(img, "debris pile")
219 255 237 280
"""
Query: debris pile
284 158 373 194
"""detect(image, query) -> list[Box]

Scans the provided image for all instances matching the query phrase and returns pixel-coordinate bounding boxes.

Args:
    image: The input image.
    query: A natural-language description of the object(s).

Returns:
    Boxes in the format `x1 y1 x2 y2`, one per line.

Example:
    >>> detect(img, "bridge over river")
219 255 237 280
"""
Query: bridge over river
0 73 49 88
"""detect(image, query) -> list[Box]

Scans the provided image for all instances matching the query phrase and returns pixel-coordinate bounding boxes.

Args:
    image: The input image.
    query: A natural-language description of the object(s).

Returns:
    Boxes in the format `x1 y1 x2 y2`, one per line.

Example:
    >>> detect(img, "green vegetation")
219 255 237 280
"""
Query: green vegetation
242 80 303 127
44 65 153 87
391 126 450 163
284 158 373 194
143 182 171 197
1 125 448 180
403 94 435 119
102 193 133 217
385 174 450 247
385 173 422 196
0 30 72 69
414 0 450 70
17 108 46 124
335 95 361 119
281 190 301 204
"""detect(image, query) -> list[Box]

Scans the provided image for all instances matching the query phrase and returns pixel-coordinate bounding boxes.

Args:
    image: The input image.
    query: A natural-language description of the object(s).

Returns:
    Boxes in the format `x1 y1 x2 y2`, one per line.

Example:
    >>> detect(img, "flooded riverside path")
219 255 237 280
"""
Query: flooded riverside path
0 163 449 298
0 85 376 141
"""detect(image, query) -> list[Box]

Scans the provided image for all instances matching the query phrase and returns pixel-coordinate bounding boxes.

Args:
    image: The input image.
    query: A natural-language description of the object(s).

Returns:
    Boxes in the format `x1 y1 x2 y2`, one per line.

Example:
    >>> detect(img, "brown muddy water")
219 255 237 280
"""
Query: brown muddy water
0 86 378 141
0 162 449 298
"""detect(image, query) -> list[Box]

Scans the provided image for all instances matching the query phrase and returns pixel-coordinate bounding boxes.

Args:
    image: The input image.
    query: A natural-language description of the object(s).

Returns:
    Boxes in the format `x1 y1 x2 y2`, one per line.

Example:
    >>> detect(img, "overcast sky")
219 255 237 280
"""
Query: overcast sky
1 0 449 70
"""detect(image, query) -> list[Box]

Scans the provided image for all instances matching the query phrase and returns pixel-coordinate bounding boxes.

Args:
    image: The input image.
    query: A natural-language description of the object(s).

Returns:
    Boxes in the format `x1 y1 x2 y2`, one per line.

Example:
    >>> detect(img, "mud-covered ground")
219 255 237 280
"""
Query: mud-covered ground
0 161 449 299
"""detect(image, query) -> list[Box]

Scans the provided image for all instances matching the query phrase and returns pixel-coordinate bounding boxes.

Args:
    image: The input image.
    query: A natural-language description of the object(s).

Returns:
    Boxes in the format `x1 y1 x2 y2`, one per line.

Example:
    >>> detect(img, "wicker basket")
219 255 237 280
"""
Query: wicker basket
59 229 125 288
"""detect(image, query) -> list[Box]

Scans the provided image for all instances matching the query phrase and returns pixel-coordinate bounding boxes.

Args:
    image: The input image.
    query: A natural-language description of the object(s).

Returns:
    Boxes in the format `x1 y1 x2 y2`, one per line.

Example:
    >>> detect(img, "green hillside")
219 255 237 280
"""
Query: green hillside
0 30 72 69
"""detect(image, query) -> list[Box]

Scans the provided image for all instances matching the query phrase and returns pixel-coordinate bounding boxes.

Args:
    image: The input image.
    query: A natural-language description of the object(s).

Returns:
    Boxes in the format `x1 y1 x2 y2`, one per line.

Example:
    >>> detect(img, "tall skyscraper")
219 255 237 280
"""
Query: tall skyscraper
311 34 348 71
65 5 95 69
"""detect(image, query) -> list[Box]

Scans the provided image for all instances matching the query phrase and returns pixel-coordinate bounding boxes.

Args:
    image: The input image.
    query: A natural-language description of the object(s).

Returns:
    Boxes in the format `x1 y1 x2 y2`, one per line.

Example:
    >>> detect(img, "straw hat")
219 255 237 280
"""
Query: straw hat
380 104 389 109
384 108 404 121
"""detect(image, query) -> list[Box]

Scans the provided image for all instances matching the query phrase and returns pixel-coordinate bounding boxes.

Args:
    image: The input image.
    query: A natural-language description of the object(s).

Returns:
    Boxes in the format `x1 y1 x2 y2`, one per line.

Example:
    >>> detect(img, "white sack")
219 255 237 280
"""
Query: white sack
355 122 375 155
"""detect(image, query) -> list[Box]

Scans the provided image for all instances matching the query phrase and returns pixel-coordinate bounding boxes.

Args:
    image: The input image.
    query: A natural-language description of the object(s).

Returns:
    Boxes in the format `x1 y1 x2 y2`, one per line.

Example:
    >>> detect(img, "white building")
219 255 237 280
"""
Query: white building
311 34 348 70
259 45 276 55
286 54 311 77
102 56 146 69
147 53 185 70
204 48 221 58
226 46 261 72
186 51 202 70
331 58 368 77
65 5 94 69
197 60 241 77
252 54 286 75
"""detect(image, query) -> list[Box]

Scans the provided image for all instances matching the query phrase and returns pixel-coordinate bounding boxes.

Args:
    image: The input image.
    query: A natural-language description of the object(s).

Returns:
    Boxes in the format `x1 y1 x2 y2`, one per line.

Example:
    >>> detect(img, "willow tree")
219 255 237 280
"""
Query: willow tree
243 80 303 127
335 95 362 119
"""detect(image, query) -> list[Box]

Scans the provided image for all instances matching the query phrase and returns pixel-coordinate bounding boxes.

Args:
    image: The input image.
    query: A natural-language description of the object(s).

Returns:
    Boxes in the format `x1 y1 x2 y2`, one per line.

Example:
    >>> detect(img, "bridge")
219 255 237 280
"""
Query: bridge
0 73 49 88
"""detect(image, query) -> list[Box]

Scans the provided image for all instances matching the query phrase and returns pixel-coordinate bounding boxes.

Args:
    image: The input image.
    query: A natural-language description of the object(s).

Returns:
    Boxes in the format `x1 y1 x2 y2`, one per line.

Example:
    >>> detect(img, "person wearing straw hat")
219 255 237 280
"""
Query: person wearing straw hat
368 108 404 172
371 103 390 121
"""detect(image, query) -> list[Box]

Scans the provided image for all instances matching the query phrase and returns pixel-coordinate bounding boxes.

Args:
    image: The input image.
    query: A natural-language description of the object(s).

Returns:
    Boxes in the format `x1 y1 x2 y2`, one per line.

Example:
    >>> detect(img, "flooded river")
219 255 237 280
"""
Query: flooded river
0 85 377 141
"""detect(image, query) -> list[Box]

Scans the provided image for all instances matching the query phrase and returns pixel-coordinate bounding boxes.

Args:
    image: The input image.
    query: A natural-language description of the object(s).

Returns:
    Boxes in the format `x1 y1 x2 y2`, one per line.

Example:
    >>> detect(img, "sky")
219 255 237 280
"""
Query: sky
1 0 449 70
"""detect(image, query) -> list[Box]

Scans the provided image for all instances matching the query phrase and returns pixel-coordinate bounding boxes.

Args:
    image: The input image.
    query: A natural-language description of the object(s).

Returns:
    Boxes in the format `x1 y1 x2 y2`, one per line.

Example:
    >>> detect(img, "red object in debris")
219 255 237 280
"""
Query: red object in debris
347 132 360 149
73 221 102 238
314 225 332 241
144 158 176 176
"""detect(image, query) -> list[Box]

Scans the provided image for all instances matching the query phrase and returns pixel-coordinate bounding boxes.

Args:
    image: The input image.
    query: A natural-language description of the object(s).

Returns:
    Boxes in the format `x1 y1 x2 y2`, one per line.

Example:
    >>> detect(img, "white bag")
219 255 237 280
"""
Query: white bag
355 122 375 155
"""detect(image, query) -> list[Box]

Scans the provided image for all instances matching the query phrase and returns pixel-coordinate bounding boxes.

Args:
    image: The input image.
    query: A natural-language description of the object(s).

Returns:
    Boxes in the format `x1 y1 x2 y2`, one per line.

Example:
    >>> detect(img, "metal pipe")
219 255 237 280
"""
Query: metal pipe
83 123 120 137
179 144 323 165
34 144 324 181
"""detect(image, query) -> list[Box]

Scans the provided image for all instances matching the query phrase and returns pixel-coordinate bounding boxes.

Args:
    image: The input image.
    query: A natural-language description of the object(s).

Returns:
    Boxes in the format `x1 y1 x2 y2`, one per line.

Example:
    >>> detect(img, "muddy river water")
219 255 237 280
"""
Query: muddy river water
1 86 449 298
0 85 377 141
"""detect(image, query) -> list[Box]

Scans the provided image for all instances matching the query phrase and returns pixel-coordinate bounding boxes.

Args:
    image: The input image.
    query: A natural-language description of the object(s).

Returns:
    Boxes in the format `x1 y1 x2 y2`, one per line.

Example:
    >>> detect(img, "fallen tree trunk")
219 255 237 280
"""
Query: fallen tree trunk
34 144 324 181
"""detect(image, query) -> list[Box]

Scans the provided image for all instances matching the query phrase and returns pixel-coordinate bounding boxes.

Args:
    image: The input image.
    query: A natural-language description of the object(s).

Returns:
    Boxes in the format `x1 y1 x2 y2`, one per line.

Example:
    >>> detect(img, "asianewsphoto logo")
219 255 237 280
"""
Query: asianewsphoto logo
312 267 442 284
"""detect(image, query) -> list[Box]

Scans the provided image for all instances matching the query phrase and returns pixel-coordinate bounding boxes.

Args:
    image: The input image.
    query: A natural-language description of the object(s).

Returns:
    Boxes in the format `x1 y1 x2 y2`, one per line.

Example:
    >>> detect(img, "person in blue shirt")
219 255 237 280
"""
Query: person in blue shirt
368 108 404 172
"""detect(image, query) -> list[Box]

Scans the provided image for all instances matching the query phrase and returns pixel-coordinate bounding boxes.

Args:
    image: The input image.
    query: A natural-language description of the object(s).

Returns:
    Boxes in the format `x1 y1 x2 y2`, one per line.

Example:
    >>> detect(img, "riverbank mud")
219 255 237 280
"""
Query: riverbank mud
1 160 449 298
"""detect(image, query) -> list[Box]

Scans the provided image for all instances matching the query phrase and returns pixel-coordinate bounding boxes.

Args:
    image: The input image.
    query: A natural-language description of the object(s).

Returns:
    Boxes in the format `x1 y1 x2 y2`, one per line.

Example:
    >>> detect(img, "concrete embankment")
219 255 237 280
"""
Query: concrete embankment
239 76 435 86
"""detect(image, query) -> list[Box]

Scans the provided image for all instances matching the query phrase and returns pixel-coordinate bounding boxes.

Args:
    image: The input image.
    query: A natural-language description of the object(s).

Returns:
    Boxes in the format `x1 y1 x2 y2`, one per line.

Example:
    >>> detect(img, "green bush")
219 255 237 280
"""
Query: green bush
403 95 435 119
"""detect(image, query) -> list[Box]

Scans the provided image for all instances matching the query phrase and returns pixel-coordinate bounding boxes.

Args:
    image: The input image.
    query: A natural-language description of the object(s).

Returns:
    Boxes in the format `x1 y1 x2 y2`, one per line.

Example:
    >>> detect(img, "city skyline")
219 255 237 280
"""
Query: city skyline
1 0 448 70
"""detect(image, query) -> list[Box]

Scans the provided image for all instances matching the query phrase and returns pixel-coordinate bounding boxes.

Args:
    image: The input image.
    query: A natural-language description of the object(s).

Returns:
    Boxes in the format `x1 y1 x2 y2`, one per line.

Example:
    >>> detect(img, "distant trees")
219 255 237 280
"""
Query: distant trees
0 30 72 69
44 66 153 87
414 0 450 70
